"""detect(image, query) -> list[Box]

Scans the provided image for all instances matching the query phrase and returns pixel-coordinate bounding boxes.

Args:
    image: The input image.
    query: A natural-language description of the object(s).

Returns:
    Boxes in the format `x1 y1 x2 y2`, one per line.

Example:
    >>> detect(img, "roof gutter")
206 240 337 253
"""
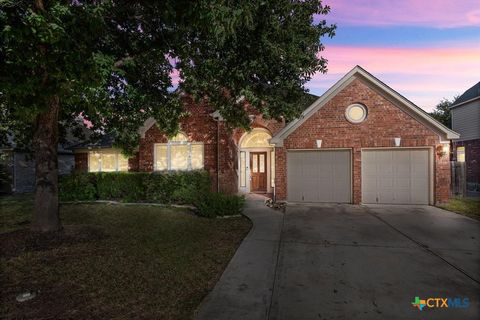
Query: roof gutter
450 96 480 109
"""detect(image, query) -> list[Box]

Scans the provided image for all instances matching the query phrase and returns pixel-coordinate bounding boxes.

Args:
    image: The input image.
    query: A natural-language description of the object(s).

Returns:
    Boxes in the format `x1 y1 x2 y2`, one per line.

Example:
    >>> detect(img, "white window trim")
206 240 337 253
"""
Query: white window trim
345 103 367 124
240 151 247 187
154 140 204 171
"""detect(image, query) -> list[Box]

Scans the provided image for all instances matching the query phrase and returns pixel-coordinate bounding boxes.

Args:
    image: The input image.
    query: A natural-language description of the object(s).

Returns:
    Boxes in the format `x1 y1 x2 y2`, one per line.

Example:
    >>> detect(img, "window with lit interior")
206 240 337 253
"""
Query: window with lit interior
456 146 465 162
88 149 129 172
154 133 204 171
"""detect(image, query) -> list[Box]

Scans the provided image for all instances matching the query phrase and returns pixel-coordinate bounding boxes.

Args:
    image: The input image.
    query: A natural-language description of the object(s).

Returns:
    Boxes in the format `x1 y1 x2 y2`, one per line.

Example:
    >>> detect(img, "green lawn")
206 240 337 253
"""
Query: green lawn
439 197 480 221
0 194 251 319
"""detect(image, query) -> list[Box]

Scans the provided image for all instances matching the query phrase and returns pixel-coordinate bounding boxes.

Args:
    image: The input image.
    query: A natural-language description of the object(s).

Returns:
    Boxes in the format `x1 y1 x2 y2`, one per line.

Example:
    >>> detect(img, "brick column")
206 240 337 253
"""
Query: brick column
275 146 287 200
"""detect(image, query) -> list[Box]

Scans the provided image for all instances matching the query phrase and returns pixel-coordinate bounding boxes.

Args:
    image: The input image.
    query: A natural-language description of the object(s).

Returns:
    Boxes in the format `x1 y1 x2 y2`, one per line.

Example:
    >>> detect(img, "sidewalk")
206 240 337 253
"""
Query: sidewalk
195 196 283 320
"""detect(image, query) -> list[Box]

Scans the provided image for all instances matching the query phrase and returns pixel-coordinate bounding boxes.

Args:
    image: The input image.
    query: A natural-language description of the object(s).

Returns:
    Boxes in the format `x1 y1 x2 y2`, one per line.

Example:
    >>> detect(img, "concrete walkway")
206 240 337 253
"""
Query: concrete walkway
196 196 283 320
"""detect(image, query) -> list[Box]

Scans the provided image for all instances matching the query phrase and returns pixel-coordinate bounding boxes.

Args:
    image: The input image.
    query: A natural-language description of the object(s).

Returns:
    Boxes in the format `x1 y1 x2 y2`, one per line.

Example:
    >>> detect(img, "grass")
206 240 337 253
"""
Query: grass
0 194 251 319
439 197 480 221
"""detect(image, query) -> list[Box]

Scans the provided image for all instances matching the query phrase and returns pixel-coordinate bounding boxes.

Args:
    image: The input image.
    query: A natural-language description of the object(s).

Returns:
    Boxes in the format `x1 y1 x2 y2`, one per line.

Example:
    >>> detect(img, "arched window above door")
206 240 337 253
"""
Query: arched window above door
240 130 273 148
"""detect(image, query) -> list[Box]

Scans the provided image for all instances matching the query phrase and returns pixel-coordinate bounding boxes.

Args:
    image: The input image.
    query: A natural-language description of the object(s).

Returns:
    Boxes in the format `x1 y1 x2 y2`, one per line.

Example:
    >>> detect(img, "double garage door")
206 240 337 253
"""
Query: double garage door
286 149 430 204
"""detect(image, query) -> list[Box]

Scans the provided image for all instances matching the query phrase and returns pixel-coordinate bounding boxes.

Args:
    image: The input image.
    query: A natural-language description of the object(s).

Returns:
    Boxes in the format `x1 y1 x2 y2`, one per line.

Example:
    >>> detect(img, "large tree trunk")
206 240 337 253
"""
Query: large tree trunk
32 96 61 232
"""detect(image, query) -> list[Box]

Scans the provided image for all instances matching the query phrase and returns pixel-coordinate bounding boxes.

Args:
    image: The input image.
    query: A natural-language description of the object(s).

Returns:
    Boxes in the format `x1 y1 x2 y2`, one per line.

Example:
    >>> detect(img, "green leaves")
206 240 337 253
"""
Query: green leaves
429 96 458 128
0 0 335 151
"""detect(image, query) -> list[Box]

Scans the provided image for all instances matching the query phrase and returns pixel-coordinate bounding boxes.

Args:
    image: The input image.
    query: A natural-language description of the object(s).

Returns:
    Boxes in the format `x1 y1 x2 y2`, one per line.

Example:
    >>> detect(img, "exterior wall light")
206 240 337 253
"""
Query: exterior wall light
394 137 401 147
316 139 322 148
437 143 449 157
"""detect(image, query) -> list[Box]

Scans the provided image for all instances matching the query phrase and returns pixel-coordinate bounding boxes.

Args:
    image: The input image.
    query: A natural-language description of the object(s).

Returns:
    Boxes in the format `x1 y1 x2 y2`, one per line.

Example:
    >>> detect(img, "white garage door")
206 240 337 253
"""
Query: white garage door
287 150 351 203
362 149 430 205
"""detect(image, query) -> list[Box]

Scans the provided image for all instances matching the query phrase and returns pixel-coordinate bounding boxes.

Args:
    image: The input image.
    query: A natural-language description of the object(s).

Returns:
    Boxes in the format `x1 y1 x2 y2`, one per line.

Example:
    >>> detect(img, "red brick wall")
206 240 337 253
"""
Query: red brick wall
231 113 285 145
74 153 88 172
453 139 480 187
138 97 240 193
128 154 139 172
275 78 451 204
73 99 285 194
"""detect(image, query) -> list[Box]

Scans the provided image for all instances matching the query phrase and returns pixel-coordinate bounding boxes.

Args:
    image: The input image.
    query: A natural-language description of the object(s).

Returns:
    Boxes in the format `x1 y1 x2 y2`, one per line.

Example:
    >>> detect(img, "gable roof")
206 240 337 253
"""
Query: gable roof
139 92 320 137
271 65 460 146
450 81 480 109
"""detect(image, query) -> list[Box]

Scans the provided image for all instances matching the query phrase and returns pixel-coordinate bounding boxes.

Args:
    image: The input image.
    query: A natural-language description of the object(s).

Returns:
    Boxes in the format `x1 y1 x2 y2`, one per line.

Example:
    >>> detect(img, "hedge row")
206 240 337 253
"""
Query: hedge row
59 171 244 217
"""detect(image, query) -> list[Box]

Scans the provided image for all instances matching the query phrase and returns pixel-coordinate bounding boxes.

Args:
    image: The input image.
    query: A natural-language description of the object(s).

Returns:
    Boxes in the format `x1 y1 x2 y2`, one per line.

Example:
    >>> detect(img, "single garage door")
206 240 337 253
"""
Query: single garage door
362 149 430 204
287 150 351 203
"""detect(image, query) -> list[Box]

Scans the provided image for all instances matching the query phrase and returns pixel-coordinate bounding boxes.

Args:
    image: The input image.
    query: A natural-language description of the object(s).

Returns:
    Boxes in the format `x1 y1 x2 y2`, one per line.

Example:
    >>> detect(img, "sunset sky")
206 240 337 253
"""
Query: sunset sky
308 0 480 111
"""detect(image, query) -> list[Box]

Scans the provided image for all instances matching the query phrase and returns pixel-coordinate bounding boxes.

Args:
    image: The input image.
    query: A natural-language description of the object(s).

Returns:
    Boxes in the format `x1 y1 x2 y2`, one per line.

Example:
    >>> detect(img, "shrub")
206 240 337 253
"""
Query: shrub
194 192 245 218
59 170 212 204
59 173 97 201
96 172 147 202
59 170 244 217
145 170 211 204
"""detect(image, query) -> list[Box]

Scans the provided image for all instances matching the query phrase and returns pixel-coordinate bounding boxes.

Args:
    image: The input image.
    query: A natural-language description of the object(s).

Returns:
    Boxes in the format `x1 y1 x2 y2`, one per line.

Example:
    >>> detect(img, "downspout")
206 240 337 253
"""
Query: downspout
272 149 276 202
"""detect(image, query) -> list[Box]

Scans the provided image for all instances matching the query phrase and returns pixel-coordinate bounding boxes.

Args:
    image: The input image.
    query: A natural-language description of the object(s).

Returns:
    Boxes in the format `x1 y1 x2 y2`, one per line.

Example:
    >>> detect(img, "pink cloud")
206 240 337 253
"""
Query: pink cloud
309 45 480 111
322 0 480 28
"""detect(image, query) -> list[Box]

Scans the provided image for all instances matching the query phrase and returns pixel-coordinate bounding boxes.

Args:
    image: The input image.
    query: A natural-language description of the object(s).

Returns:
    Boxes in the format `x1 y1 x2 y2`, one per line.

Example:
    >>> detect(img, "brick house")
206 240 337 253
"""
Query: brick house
73 66 459 205
450 81 480 193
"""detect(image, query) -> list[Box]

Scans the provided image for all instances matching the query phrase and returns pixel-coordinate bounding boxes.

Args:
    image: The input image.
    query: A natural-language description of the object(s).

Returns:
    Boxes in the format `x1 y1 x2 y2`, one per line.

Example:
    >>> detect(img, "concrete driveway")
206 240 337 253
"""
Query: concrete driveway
197 201 480 320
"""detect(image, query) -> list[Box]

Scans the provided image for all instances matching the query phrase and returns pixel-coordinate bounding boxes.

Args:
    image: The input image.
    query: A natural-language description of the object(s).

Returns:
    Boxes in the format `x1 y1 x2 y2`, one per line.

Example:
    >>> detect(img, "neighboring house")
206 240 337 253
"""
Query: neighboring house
0 144 75 193
0 120 90 194
73 66 459 205
450 81 480 192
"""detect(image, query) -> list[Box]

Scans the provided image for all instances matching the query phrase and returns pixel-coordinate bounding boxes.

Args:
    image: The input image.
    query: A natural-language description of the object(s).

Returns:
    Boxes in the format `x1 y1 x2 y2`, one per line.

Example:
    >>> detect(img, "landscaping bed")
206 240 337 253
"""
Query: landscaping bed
59 171 245 218
0 195 251 319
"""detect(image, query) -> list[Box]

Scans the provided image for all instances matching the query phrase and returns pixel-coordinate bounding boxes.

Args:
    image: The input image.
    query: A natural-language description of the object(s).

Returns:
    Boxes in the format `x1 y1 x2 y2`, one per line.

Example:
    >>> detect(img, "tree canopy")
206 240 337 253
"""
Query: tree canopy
0 0 335 231
1 0 335 152
429 96 458 129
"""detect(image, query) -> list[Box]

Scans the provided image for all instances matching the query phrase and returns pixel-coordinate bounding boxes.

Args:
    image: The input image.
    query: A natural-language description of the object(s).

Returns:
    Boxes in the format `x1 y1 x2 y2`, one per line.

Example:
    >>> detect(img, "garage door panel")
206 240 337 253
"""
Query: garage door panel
362 149 429 205
287 150 351 203
378 190 394 203
333 187 350 203
395 177 410 188
378 162 394 176
362 191 377 204
394 190 410 204
286 153 303 202
318 183 334 202
378 177 394 188
411 163 428 177
395 163 410 176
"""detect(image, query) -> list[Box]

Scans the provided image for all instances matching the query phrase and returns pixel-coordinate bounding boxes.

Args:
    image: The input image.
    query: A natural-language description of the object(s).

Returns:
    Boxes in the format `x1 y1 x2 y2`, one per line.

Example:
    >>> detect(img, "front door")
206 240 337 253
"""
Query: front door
250 152 267 192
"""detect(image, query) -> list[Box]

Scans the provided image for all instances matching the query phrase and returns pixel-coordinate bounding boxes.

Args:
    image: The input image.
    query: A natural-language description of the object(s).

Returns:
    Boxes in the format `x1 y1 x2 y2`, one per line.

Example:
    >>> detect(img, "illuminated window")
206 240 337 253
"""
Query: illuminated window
240 130 272 148
271 150 275 187
154 133 204 171
457 146 465 162
88 149 129 172
240 151 246 187
345 104 367 123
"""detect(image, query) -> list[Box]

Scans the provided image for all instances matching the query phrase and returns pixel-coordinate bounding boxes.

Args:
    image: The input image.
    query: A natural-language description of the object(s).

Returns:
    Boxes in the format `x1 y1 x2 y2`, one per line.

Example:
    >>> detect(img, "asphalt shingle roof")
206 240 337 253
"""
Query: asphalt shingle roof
70 132 116 149
451 81 480 107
